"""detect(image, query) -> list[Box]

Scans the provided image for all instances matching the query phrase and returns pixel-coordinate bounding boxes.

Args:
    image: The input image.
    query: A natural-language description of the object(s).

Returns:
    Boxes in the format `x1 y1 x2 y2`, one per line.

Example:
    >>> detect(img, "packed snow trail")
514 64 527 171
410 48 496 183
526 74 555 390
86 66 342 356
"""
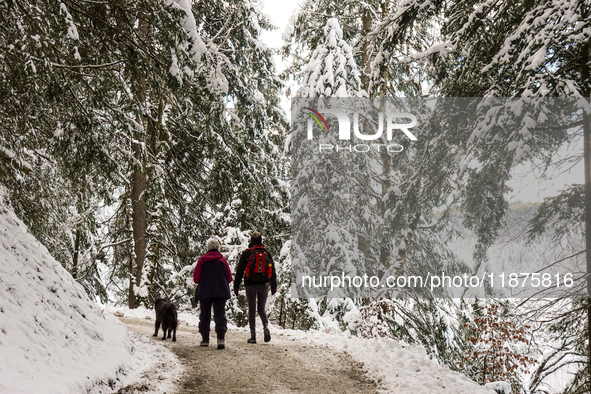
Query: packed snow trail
119 317 377 394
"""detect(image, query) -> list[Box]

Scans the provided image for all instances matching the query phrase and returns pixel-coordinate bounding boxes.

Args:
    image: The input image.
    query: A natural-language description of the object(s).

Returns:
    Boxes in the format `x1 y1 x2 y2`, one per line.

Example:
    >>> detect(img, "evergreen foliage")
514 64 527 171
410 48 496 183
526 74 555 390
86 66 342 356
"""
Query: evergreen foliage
372 0 590 391
1 0 589 392
0 0 289 309
286 1 589 392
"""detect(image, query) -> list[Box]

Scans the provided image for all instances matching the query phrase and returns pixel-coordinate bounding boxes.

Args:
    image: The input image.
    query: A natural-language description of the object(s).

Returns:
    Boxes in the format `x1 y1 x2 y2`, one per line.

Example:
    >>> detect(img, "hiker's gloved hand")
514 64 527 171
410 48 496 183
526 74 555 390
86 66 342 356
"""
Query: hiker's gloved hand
233 289 239 297
271 288 277 295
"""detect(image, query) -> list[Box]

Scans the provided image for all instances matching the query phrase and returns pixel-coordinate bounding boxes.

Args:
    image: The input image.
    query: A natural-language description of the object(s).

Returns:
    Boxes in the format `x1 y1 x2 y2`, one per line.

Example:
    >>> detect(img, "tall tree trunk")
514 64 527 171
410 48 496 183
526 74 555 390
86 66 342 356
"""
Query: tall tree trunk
147 230 161 302
129 11 149 309
360 14 372 92
581 39 591 392
129 232 135 307
357 13 374 271
374 3 395 274
279 293 285 328
129 146 147 309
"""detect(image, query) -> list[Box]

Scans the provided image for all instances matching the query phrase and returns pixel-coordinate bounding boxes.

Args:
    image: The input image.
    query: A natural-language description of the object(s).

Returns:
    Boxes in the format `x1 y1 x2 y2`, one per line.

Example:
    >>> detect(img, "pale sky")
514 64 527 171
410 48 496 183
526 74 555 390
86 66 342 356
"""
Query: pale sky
258 0 302 115
259 0 301 54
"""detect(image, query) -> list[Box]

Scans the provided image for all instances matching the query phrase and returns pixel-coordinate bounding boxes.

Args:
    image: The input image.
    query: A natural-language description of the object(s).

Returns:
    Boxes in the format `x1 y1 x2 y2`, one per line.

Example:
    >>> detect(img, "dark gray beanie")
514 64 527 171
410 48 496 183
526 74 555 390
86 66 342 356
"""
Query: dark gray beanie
250 231 262 244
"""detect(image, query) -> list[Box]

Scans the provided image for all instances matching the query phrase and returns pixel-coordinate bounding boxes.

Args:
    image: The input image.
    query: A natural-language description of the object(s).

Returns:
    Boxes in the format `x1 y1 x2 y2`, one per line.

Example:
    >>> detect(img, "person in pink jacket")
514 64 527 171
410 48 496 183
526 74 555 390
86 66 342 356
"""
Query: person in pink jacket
193 238 233 349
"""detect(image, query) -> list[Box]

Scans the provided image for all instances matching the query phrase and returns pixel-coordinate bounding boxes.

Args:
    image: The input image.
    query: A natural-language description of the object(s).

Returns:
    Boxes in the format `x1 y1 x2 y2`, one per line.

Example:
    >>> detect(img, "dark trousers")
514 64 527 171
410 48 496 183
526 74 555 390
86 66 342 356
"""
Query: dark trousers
199 298 227 338
245 283 269 331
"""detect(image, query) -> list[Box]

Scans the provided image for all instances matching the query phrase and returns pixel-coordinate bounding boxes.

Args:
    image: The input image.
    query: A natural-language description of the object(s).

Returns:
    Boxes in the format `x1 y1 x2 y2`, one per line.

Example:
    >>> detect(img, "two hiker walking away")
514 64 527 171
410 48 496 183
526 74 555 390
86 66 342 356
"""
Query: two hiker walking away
234 231 277 344
193 231 276 348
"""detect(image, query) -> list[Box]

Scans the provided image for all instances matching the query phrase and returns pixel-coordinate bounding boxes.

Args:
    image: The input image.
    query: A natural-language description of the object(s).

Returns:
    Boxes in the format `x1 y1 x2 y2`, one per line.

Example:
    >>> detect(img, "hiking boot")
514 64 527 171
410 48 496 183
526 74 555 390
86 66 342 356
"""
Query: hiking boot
263 326 271 343
217 338 225 349
200 339 209 347
247 329 256 344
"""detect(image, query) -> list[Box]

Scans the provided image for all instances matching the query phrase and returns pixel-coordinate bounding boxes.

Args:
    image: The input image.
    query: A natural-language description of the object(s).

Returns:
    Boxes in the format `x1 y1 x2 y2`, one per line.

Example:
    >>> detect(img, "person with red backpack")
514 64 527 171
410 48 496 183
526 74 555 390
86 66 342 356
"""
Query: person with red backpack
233 231 277 344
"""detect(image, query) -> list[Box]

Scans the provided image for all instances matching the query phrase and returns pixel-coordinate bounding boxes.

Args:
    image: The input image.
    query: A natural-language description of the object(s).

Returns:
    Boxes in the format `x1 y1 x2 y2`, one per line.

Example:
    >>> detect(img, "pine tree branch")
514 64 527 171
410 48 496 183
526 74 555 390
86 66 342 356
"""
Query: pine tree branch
46 59 125 69
0 148 30 175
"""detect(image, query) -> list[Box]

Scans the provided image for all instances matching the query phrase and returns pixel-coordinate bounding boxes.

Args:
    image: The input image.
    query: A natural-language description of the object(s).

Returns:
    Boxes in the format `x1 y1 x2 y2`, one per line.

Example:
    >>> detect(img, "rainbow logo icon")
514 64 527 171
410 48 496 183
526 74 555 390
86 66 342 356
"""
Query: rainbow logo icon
303 107 329 132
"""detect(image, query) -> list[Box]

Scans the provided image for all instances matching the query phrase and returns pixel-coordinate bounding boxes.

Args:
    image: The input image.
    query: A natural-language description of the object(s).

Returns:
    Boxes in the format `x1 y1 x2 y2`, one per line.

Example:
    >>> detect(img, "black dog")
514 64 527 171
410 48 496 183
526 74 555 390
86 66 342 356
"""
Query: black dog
153 299 177 342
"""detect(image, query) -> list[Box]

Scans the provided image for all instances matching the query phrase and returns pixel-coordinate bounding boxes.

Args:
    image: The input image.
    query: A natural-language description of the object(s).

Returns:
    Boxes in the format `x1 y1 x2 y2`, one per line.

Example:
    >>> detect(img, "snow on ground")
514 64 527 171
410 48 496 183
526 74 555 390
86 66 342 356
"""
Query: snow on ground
110 304 496 394
0 191 180 394
278 328 496 394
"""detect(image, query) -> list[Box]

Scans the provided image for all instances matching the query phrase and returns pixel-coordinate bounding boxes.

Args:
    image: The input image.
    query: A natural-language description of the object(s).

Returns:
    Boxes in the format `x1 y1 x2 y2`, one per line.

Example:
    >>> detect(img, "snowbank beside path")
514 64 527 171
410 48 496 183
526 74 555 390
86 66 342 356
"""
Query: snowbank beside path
278 328 496 394
0 193 180 393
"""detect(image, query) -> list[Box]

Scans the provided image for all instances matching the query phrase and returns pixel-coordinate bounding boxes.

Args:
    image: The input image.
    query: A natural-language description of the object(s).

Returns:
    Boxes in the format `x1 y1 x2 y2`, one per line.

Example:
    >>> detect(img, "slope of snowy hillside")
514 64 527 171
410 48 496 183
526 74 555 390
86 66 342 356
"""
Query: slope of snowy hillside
0 191 179 393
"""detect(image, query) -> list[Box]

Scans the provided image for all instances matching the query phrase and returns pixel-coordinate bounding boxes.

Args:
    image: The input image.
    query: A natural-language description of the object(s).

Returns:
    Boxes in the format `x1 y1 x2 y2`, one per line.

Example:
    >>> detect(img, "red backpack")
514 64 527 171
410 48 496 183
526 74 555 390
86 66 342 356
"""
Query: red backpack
245 245 272 282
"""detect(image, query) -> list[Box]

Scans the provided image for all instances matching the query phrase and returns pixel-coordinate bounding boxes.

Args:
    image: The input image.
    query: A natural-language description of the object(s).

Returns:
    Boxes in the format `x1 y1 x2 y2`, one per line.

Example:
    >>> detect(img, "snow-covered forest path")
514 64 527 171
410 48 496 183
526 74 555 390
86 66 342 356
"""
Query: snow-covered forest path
119 317 377 394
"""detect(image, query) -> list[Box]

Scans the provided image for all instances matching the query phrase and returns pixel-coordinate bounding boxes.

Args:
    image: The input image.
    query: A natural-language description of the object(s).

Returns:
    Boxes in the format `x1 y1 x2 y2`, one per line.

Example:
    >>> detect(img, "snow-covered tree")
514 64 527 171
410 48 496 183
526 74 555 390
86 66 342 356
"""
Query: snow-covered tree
0 0 289 309
290 17 378 301
100 0 290 307
371 0 590 390
298 18 365 97
287 6 489 376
